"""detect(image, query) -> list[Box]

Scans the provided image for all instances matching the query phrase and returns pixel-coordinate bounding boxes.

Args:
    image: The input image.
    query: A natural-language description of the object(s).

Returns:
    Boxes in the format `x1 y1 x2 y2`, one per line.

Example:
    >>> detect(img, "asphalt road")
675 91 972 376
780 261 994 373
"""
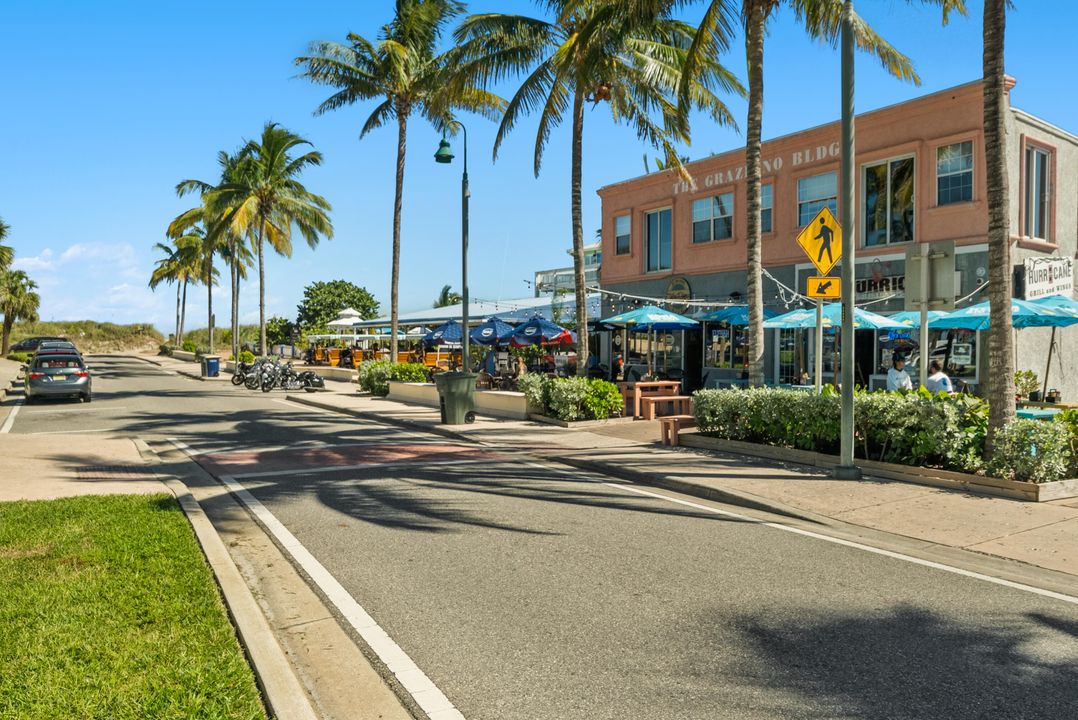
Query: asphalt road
8 355 1078 719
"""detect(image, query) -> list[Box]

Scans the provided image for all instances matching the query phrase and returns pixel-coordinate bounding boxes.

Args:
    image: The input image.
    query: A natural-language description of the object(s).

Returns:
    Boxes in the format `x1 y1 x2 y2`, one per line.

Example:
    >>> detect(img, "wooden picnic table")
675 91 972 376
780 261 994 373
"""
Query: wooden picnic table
617 380 683 418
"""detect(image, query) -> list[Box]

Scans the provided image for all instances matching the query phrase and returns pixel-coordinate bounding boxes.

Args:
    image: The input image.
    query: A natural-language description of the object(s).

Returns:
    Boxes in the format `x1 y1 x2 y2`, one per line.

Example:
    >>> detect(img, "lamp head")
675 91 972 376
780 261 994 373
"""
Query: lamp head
434 137 454 164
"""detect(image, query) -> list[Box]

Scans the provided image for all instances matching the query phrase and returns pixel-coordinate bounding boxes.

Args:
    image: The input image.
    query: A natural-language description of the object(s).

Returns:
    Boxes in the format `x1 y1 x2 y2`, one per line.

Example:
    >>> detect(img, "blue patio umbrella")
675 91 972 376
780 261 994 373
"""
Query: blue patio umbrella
696 305 778 326
469 317 517 346
599 304 699 331
764 303 907 330
510 317 574 347
930 299 1078 331
1032 294 1078 316
422 319 464 345
888 310 950 328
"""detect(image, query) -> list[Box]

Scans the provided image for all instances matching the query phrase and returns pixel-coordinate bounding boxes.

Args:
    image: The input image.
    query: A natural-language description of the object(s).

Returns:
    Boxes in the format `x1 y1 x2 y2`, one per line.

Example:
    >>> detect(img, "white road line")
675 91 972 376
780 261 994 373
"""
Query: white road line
21 405 128 415
518 460 1078 608
0 401 21 434
167 437 466 720
30 427 118 435
229 457 489 480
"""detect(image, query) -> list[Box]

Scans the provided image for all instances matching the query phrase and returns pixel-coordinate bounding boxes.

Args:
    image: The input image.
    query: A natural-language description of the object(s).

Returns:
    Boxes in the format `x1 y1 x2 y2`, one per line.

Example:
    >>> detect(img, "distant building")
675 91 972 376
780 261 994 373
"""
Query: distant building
533 242 601 296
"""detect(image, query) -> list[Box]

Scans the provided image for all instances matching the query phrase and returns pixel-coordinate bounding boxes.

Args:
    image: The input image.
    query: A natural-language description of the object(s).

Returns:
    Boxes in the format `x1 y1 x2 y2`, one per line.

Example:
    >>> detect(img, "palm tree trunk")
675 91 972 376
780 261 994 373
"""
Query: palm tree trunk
257 224 266 355
745 1 766 387
207 250 214 354
179 279 188 344
984 0 1014 453
1 318 11 356
571 88 589 377
175 282 181 346
390 110 408 361
231 259 240 359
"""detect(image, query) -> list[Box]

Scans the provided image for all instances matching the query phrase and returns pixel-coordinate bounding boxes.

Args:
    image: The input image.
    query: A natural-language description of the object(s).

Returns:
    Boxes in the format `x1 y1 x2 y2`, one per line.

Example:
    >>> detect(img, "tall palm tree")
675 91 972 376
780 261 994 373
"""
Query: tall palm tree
681 0 964 386
0 270 41 354
149 238 200 345
433 284 462 308
0 217 12 271
205 123 333 354
296 0 505 360
455 0 742 374
983 0 1013 450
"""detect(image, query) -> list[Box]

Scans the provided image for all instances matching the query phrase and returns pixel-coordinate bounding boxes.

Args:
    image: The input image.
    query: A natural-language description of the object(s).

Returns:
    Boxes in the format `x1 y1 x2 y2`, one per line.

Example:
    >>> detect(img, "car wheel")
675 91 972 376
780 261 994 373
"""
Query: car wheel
24 395 36 405
82 393 92 403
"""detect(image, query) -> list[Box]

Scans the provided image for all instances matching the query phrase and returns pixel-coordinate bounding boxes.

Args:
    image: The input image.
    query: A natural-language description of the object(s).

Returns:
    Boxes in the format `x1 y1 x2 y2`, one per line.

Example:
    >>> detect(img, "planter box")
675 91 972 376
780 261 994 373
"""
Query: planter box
679 433 1078 502
171 350 198 362
528 413 637 428
387 381 530 420
317 366 356 383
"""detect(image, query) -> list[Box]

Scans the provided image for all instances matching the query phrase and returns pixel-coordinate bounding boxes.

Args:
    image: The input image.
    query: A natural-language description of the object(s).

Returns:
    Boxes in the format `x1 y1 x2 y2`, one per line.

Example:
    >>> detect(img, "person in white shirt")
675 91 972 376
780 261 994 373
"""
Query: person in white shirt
924 360 954 394
887 355 913 391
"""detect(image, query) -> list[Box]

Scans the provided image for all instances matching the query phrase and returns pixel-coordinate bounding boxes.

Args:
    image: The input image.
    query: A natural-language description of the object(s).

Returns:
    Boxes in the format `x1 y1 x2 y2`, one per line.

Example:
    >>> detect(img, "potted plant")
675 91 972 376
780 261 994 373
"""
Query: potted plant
1014 369 1040 401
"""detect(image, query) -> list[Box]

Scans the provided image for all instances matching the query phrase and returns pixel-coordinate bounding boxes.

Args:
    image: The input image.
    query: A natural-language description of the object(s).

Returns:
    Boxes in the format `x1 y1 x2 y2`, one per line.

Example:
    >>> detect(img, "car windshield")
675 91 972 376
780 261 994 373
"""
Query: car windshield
35 357 84 369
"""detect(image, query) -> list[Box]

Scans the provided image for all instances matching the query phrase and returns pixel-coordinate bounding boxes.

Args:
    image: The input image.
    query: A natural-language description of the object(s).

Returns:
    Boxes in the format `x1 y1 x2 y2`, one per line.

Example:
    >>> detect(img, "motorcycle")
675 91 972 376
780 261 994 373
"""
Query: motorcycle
246 358 276 390
231 360 253 386
261 361 324 393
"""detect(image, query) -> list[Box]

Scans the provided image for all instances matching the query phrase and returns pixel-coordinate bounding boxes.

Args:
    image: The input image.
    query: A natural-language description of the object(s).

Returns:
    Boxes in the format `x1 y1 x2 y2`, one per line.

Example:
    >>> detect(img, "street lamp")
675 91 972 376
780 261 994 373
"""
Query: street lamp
434 122 470 372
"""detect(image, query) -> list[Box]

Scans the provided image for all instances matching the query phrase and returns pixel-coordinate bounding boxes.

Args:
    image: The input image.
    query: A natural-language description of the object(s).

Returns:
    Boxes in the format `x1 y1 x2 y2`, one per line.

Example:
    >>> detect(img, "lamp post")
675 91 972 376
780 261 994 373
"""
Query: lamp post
434 122 470 372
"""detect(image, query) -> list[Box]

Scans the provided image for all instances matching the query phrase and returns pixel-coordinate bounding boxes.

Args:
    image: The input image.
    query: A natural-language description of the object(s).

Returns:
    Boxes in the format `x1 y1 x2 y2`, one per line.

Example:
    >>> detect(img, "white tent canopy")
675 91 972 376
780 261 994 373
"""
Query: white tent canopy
353 294 601 329
327 307 366 328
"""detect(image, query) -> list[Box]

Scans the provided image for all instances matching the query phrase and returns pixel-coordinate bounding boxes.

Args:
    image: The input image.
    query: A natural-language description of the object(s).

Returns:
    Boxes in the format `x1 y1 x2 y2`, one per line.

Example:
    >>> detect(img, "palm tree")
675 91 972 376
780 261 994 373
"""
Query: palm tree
205 123 333 354
681 0 964 386
0 270 41 354
0 217 12 271
149 239 200 345
296 0 505 361
983 0 1013 450
454 0 742 375
433 284 463 308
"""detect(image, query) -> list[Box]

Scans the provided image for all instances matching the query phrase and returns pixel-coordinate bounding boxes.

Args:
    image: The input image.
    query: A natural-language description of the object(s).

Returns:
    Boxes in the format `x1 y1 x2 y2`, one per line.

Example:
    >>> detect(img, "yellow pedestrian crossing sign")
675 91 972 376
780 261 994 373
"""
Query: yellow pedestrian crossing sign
796 206 842 275
807 276 841 299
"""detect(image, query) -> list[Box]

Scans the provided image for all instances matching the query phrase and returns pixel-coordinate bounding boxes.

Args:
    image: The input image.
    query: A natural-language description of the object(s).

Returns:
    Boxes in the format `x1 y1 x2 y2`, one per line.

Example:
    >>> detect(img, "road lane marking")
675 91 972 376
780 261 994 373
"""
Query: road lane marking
0 402 21 434
228 457 489 480
167 438 466 719
20 405 128 415
30 427 118 435
517 460 1078 608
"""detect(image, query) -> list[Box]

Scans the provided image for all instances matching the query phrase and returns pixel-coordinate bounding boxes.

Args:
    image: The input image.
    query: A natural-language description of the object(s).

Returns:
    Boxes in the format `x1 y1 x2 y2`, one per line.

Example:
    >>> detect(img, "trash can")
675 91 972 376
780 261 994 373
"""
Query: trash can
202 355 221 378
433 371 477 424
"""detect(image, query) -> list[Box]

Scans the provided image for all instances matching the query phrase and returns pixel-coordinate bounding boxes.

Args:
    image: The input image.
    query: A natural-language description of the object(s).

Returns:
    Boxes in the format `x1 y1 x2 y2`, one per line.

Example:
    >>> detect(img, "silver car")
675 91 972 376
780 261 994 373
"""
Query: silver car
24 354 92 403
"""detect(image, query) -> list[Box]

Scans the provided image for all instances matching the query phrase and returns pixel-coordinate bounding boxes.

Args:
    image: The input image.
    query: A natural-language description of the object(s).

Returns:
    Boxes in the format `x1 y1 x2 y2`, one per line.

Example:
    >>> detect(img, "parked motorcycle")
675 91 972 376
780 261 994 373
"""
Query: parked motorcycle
231 360 253 386
260 361 324 393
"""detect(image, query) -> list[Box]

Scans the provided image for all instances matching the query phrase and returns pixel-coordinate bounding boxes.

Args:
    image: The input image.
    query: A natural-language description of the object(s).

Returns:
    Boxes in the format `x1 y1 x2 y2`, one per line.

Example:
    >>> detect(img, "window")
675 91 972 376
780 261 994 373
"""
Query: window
614 215 631 255
798 171 837 226
937 141 973 205
1025 146 1051 239
761 184 773 233
645 208 672 272
691 192 733 243
864 157 914 246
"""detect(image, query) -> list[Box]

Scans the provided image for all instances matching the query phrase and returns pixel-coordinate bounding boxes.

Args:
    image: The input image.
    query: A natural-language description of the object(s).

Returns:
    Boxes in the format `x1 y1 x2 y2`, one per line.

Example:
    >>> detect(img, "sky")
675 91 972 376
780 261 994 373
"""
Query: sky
1 1 1075 335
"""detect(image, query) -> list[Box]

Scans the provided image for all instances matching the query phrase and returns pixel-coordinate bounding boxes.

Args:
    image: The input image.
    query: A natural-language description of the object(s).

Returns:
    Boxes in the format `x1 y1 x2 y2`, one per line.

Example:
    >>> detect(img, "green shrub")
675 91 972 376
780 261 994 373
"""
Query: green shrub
158 343 172 356
693 387 987 473
387 362 428 384
986 419 1073 483
583 379 624 420
357 360 393 396
517 373 550 414
6 352 31 364
548 376 590 421
181 340 197 353
239 350 255 364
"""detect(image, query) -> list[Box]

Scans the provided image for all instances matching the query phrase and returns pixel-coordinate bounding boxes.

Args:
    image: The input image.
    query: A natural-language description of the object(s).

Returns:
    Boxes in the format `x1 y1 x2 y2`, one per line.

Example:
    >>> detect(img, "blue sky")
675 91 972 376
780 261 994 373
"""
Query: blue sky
1 1 1074 334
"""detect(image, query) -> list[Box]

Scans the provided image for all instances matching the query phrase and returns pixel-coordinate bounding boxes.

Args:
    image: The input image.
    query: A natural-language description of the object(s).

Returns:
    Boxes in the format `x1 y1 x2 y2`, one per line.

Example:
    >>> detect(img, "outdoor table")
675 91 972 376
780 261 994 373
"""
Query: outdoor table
1016 407 1061 421
617 380 682 418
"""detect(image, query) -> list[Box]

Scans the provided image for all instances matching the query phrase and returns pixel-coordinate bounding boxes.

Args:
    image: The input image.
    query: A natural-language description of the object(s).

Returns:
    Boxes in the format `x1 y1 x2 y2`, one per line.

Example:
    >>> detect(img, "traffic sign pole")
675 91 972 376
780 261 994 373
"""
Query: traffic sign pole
836 0 861 480
815 300 823 393
919 243 930 388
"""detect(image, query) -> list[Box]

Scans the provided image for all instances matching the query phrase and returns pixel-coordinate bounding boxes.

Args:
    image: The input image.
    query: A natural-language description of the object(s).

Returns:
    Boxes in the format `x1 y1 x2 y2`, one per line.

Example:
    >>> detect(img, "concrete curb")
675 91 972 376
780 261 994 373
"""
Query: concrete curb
134 439 319 720
284 394 815 522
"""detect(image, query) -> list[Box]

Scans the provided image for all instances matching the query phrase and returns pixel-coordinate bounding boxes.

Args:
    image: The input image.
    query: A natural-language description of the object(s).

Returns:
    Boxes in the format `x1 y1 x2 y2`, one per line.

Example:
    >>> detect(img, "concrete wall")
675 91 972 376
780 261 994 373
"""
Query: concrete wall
387 382 529 420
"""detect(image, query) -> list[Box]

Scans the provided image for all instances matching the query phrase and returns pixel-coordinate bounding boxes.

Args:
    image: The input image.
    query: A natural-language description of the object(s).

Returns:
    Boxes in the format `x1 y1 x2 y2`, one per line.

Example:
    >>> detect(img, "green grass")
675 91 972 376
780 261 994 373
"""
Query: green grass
0 495 268 720
181 325 261 353
11 321 164 353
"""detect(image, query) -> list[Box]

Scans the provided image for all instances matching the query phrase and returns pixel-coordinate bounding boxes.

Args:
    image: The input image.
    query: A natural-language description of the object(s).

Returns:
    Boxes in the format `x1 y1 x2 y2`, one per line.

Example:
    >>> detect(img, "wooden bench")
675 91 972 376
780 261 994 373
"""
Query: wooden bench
640 395 693 421
659 415 696 446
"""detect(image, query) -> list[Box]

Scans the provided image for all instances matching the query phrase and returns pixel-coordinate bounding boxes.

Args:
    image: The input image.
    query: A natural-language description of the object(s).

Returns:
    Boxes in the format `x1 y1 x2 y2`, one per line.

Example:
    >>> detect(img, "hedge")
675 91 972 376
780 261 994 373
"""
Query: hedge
519 374 623 421
357 361 428 396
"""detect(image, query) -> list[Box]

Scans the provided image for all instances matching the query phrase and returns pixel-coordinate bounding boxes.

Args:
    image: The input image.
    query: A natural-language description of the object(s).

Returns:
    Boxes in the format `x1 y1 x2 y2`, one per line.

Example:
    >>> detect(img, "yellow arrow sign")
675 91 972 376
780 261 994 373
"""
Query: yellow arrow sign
796 206 842 275
807 275 841 299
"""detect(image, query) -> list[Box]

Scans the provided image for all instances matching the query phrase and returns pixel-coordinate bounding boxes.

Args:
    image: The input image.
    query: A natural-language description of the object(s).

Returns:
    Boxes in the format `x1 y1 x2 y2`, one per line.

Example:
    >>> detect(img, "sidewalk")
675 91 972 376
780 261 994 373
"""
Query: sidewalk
0 357 22 403
285 386 1078 583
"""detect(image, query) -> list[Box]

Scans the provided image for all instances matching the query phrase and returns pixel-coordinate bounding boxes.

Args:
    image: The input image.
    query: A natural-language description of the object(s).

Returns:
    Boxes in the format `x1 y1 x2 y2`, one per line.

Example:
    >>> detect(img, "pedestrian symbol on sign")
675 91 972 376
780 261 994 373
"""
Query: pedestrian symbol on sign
796 206 842 276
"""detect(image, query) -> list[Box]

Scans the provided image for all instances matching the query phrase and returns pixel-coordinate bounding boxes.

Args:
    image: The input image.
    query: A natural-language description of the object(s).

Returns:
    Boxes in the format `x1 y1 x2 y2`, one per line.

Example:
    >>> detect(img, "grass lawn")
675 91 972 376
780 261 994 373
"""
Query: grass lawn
0 494 268 720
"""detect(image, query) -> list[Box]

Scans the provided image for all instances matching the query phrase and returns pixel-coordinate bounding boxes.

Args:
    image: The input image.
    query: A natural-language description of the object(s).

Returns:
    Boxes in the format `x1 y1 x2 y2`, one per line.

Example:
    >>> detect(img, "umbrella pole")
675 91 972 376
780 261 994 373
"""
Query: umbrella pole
1043 327 1056 399
815 300 823 393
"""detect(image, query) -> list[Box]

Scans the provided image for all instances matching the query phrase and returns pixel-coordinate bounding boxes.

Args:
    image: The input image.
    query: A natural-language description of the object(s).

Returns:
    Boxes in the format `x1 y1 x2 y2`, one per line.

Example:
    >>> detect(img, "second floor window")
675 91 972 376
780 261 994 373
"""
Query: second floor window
646 208 672 272
614 215 631 255
761 184 773 233
798 171 837 226
692 193 734 243
864 157 914 246
937 141 973 205
1025 146 1051 240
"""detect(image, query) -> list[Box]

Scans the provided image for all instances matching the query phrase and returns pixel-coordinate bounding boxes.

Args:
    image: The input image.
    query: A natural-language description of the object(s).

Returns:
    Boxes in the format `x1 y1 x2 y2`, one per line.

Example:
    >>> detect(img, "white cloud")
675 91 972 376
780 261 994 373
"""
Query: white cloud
12 248 56 272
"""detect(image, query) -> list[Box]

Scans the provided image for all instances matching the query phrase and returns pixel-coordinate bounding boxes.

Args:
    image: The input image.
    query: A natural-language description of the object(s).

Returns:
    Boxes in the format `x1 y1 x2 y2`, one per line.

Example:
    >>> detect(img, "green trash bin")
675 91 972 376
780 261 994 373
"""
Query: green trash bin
434 371 477 424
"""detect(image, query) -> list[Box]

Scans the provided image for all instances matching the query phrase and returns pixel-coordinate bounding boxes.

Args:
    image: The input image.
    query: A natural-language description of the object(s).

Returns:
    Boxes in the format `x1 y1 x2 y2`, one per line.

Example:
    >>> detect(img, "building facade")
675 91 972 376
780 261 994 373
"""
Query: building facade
597 78 1077 394
533 241 601 296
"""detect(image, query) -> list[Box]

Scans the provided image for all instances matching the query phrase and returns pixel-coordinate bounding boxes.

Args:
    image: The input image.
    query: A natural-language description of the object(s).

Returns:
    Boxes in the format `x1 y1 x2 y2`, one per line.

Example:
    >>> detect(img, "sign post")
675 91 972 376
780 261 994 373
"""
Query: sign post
797 205 844 392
